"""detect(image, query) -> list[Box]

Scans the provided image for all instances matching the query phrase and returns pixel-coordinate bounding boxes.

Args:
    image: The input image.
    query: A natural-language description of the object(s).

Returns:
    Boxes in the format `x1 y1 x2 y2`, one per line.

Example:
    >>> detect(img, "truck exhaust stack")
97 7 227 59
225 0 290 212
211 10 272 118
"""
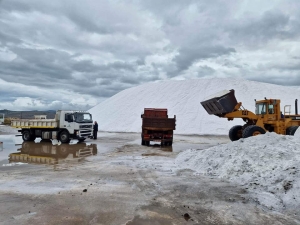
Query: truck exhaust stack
200 89 238 116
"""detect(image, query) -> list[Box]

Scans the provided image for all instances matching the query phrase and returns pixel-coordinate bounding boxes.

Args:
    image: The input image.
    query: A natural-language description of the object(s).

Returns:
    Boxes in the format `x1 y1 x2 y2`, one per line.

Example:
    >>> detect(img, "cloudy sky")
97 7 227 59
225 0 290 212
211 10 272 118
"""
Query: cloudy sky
0 0 300 111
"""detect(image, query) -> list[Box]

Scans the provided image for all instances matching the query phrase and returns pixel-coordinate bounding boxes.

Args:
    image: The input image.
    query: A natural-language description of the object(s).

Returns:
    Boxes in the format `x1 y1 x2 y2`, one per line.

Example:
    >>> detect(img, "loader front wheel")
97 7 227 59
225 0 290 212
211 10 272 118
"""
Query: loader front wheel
242 125 266 138
286 126 299 135
290 126 298 135
229 125 243 141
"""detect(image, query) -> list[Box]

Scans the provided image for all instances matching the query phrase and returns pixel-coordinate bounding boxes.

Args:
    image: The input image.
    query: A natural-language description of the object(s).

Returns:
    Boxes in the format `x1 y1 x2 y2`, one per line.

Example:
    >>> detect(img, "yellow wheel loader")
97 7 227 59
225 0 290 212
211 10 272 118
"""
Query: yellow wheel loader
200 89 300 141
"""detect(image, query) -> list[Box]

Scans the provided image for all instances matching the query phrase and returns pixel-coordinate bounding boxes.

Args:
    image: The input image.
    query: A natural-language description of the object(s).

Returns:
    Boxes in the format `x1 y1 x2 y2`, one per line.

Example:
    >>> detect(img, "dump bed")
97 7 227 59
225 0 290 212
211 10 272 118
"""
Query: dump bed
142 118 176 130
11 119 58 128
143 108 168 118
200 89 238 115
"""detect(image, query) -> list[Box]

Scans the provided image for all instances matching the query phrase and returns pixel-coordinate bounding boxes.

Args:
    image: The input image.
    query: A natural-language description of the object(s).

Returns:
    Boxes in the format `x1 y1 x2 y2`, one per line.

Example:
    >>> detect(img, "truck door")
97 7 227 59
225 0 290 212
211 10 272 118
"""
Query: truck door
64 113 76 134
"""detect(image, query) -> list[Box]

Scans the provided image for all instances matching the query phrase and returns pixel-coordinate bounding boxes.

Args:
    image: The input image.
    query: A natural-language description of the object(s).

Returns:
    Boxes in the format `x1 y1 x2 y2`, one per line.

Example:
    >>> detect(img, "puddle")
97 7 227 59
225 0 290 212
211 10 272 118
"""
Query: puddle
0 135 22 164
141 153 166 157
0 135 97 168
126 215 173 225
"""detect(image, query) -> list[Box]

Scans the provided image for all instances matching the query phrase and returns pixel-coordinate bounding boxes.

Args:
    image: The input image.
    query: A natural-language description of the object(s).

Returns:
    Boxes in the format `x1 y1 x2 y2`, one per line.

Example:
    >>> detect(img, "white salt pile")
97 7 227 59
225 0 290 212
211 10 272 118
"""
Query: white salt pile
176 132 300 211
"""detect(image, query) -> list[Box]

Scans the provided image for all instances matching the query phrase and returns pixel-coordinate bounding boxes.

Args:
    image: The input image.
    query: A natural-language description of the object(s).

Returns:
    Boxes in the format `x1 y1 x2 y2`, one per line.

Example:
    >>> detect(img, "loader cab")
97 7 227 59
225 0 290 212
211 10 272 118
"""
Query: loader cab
255 99 281 118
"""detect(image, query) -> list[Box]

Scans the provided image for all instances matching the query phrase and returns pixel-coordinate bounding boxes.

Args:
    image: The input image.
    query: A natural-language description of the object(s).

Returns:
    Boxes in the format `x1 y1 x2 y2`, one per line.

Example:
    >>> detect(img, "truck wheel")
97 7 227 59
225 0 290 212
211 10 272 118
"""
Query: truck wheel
30 135 36 141
22 130 32 142
242 125 265 138
286 126 299 135
145 141 150 146
141 140 145 145
229 125 243 141
169 141 173 146
78 138 86 143
59 131 70 143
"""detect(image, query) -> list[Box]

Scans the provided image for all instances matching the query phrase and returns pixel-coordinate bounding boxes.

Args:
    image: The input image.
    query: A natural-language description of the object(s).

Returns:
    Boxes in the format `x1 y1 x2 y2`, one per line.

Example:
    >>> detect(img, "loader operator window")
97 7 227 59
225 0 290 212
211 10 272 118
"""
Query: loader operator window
268 104 274 114
255 103 266 115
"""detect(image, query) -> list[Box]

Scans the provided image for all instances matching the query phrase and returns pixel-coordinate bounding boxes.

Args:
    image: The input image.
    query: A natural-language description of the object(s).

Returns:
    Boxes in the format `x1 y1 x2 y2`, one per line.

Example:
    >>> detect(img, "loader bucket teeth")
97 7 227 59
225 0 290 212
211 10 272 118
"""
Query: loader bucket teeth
200 89 238 116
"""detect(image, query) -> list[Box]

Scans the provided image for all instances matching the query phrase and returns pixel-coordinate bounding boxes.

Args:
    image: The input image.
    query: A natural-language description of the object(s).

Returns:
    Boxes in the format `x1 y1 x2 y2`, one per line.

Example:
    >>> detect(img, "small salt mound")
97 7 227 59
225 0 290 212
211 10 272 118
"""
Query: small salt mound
176 132 300 211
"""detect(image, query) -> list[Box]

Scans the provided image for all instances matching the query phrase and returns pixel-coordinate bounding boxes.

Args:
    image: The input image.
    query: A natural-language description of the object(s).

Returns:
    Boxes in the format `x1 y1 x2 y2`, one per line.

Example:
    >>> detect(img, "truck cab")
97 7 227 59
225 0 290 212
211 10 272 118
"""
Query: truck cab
58 111 93 139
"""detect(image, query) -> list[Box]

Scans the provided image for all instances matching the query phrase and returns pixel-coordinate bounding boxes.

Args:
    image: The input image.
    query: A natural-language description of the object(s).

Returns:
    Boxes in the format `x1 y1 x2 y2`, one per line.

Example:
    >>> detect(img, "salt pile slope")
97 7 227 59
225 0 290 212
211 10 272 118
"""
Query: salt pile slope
89 78 300 135
176 133 300 211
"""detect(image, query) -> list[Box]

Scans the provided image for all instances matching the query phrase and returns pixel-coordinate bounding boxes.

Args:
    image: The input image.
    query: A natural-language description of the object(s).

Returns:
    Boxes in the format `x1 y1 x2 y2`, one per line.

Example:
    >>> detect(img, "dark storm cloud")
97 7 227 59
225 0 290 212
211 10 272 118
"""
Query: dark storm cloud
0 31 21 45
0 47 73 84
248 76 300 86
0 0 300 110
197 66 215 77
173 45 236 75
229 10 300 46
66 12 113 35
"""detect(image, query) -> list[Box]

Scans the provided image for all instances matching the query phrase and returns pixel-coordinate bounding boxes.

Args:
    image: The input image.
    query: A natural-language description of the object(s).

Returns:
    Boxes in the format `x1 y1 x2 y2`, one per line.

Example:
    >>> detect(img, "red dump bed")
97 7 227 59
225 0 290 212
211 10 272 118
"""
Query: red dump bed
141 108 176 130
143 108 168 118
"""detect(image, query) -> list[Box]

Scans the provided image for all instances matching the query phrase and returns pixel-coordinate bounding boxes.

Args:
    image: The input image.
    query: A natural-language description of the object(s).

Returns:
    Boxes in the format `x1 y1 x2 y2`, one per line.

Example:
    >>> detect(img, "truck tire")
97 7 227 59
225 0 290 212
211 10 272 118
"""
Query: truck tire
286 126 299 135
22 130 32 142
59 130 70 143
242 125 266 138
141 140 145 145
145 141 150 146
229 125 243 141
78 138 86 143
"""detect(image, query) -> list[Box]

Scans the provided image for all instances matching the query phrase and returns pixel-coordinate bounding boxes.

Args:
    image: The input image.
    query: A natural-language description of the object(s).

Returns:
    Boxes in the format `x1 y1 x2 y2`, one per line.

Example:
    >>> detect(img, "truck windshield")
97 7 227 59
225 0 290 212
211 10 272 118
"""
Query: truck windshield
74 113 92 123
255 103 266 115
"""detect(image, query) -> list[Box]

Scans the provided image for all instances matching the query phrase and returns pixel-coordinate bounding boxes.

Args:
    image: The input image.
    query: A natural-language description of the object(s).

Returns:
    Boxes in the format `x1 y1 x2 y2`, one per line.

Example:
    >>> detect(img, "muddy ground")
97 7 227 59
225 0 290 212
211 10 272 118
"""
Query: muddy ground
0 127 299 225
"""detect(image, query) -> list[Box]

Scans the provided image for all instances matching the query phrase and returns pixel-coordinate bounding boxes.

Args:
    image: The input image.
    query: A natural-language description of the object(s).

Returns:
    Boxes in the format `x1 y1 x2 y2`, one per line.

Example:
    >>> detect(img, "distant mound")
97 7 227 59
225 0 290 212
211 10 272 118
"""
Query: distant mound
89 78 300 135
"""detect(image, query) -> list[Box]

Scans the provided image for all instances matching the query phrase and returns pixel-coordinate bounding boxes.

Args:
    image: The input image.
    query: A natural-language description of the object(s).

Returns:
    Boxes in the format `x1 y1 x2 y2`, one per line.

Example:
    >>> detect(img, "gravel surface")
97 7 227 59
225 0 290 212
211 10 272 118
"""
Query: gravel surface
0 132 299 225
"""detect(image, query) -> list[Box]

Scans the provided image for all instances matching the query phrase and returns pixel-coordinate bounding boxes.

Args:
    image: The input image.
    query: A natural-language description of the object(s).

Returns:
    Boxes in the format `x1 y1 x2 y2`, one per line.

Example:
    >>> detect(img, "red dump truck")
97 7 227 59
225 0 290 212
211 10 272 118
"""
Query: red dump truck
141 108 176 146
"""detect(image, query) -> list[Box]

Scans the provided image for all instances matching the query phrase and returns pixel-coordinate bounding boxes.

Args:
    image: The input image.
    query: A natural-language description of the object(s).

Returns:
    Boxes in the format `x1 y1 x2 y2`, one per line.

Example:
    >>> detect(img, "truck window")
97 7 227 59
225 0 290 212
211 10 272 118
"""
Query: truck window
74 113 92 123
65 114 74 122
255 103 266 115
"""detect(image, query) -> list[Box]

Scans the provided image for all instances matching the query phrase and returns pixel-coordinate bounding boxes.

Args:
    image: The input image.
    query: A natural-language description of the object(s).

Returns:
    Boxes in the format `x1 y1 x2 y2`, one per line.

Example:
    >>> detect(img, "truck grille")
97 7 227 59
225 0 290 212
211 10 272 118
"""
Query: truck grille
79 129 92 137
80 125 93 129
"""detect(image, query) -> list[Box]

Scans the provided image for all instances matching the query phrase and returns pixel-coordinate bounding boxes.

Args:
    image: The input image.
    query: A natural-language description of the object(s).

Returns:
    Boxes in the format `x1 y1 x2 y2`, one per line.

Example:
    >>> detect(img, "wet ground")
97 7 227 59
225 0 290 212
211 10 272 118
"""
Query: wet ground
0 128 299 225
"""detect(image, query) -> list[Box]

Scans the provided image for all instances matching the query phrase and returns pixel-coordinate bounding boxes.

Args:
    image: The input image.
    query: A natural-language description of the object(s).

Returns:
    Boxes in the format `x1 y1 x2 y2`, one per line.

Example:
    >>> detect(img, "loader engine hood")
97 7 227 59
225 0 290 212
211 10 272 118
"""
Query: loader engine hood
200 89 238 116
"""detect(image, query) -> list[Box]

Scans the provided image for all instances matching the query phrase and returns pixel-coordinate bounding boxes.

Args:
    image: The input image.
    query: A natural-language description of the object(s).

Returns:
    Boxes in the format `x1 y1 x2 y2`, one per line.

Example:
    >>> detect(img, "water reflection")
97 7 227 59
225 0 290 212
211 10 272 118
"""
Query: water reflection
9 141 97 165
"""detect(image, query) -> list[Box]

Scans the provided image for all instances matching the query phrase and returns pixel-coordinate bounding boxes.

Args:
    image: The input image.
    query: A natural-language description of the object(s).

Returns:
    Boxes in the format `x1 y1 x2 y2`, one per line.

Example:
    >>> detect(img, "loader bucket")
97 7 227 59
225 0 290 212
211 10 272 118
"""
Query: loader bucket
200 89 238 115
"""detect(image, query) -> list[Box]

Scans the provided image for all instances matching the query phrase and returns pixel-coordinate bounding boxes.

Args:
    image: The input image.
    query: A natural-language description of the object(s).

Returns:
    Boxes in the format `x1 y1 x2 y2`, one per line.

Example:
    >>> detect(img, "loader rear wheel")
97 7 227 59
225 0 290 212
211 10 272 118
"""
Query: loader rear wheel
242 125 266 138
229 125 243 141
286 126 299 135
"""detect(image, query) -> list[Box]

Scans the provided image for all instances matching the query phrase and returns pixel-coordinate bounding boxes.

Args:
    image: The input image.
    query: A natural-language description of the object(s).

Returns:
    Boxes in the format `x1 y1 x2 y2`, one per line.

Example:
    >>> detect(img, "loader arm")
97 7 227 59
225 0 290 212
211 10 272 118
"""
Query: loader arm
223 110 258 120
201 89 257 121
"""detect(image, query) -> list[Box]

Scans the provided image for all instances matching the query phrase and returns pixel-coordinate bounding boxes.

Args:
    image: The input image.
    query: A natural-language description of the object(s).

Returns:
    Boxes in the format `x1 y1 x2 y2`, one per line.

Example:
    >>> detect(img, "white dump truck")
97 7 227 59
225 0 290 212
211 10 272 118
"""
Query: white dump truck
11 110 93 143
